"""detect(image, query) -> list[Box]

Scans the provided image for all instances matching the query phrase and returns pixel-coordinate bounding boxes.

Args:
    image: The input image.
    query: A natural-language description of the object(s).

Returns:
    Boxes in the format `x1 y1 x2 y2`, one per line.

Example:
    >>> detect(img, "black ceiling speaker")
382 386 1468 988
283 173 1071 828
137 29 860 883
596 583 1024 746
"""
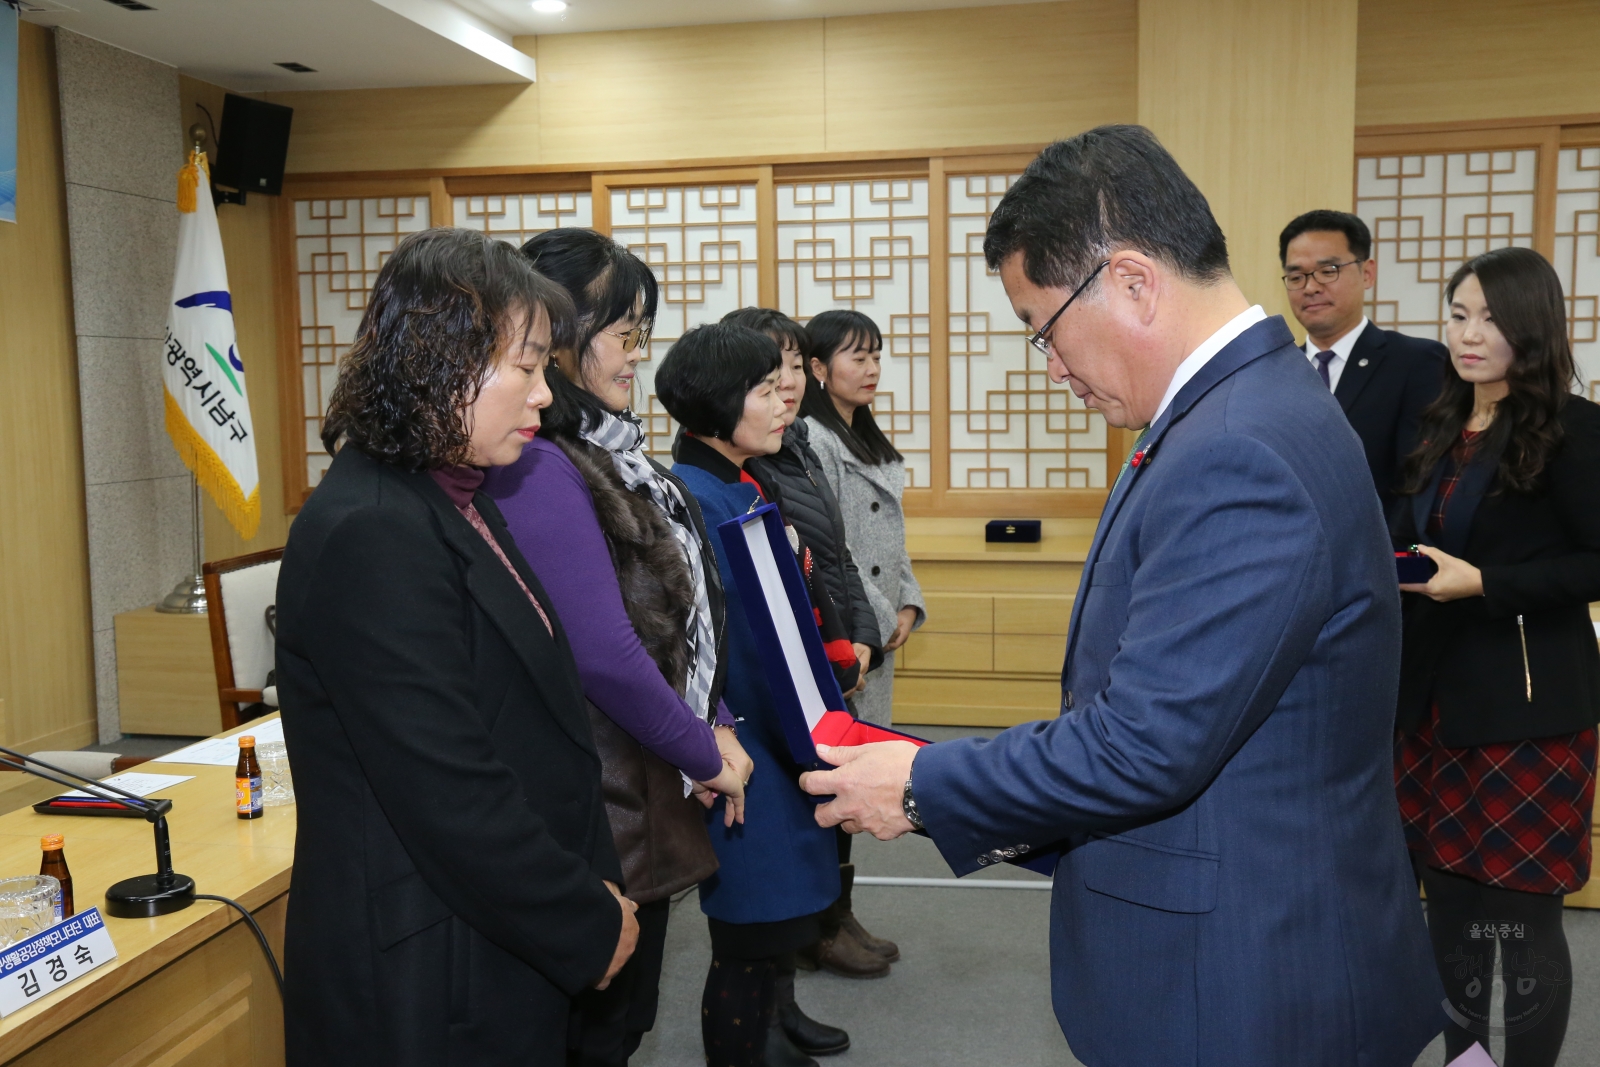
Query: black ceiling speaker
213 93 293 204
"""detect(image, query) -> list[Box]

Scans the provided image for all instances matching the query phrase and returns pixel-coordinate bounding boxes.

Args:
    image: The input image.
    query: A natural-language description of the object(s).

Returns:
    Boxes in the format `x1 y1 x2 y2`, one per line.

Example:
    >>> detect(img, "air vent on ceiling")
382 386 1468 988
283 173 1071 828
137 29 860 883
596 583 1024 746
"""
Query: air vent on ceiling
274 62 317 73
101 0 157 11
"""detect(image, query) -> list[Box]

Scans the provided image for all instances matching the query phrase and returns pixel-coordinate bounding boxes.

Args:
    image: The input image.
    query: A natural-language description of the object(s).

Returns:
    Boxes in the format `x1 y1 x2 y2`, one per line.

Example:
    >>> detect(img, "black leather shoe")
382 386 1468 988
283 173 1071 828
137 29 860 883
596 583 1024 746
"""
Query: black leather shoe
765 1020 820 1067
779 1001 850 1056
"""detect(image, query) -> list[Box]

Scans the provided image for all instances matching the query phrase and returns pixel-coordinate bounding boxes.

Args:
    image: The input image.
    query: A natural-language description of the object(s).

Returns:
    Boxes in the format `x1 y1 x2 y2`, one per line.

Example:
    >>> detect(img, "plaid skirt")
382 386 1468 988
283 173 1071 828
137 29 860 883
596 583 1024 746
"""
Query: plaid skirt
1395 706 1597 895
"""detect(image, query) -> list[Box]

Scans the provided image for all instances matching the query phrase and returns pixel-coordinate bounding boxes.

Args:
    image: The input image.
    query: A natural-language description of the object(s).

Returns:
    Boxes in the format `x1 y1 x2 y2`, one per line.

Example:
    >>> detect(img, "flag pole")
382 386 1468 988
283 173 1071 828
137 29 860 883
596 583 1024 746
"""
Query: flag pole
155 472 207 614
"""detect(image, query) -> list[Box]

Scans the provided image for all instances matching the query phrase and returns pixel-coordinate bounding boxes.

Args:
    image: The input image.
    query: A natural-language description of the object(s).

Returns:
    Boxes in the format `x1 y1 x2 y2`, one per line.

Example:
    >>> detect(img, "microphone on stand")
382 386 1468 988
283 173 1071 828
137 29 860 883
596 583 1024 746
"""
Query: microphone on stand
0 745 196 918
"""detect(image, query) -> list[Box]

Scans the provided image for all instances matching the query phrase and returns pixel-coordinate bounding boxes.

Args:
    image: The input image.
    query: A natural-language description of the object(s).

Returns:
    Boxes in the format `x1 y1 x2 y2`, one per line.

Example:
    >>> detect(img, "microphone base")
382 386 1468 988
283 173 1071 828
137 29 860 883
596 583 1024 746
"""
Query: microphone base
104 873 197 918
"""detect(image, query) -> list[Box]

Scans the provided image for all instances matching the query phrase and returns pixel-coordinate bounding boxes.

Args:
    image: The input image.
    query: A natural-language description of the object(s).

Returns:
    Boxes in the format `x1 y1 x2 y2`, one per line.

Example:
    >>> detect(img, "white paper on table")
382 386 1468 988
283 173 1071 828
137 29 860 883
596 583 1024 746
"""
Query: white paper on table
152 716 284 767
57 772 194 799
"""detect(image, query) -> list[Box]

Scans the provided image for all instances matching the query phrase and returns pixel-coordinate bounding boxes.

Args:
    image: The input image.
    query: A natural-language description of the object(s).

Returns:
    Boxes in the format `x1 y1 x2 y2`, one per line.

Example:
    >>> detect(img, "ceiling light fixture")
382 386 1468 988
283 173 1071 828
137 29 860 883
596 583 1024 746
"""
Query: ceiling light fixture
530 0 567 12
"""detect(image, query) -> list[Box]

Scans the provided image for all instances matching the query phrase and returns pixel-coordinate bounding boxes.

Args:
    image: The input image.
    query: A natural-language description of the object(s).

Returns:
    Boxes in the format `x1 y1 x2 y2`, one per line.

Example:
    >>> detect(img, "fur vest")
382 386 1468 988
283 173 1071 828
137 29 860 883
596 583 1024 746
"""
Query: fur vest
551 435 719 904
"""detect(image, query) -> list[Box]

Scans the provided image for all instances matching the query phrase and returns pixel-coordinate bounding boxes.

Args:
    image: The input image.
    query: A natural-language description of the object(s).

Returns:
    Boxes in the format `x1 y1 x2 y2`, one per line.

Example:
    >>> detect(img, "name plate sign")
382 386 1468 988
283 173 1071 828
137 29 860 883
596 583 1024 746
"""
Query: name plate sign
0 907 118 1016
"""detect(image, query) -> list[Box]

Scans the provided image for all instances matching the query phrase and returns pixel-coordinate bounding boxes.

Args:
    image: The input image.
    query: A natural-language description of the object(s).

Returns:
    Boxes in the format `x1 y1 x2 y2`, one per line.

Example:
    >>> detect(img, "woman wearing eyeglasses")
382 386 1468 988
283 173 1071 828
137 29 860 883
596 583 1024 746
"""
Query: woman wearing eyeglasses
801 310 925 730
483 228 753 1067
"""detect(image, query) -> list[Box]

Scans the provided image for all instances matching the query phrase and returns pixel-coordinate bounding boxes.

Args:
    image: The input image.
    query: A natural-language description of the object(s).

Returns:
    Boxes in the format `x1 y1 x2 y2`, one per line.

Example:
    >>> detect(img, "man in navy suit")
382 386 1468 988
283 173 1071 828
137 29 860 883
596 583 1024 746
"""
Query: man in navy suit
801 126 1444 1067
1281 209 1447 516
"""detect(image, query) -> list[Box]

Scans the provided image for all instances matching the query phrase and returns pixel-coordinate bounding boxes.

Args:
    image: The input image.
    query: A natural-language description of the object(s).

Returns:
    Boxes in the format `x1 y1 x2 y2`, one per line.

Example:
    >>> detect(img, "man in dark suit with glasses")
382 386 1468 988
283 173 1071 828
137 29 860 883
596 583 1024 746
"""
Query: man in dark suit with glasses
800 126 1444 1067
1280 209 1447 515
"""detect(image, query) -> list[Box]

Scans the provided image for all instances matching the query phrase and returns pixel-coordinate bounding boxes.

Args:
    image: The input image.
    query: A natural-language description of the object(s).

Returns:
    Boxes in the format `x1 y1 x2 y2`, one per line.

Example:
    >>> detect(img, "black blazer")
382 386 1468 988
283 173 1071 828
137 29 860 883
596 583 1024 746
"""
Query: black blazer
1332 323 1448 514
748 418 883 656
1391 397 1600 747
275 446 623 1067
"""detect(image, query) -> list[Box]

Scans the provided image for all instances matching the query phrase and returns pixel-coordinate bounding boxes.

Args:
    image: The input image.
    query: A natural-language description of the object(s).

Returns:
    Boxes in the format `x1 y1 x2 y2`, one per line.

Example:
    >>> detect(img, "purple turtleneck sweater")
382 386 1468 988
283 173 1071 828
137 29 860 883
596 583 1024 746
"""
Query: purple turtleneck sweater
430 464 552 635
482 436 727 781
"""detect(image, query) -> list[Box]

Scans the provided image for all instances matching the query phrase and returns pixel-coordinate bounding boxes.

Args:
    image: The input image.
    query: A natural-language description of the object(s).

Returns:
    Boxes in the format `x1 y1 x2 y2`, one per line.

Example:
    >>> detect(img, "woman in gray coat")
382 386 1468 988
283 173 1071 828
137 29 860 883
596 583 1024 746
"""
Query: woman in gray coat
801 310 926 728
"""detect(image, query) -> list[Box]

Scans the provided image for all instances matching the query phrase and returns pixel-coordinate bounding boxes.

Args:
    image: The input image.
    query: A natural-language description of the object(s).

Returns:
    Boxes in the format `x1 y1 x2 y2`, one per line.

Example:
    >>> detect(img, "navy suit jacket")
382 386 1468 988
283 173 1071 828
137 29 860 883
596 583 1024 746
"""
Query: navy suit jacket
1332 322 1447 515
915 317 1443 1067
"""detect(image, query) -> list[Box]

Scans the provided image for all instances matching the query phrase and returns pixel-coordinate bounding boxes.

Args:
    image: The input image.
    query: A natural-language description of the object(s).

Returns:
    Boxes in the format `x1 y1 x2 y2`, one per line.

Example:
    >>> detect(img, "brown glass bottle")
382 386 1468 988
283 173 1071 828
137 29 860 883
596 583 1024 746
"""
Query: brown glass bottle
236 735 263 819
40 834 73 920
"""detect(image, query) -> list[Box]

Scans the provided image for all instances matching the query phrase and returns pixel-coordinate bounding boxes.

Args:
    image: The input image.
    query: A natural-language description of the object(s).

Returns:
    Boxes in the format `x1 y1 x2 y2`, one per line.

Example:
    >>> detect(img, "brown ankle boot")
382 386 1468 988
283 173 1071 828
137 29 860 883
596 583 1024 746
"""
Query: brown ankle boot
834 864 899 962
816 925 890 979
811 865 890 978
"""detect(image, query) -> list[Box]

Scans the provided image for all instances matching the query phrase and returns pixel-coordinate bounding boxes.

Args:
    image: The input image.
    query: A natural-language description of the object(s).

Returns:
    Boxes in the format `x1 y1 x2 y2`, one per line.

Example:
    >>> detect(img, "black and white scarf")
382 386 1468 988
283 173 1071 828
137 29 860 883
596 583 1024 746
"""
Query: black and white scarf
580 408 718 729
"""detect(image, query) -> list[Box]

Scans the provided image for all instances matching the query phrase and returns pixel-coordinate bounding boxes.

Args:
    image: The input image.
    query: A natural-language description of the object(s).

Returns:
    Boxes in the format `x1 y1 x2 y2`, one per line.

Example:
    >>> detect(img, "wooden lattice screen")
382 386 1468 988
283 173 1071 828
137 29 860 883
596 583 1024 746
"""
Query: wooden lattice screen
1354 121 1600 405
276 126 1600 516
274 153 1124 517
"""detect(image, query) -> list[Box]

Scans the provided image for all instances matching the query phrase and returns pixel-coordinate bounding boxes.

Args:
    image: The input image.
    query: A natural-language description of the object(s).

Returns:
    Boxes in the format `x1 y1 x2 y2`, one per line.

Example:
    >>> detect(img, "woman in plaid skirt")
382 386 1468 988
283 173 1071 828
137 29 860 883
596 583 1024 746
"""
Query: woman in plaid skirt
1392 246 1600 1067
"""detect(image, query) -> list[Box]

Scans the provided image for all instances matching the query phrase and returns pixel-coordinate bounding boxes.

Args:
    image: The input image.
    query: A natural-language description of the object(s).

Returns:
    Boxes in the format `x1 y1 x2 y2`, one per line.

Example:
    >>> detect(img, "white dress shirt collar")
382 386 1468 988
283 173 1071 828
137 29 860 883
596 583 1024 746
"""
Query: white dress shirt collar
1151 305 1268 426
1304 316 1369 393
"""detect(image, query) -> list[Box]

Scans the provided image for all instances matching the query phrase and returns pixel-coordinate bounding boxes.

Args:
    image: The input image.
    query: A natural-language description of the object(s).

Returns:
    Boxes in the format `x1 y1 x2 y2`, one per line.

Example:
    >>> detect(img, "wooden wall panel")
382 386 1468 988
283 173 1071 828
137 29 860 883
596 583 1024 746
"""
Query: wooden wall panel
271 81 539 175
823 0 1136 152
0 23 98 752
1138 0 1358 322
533 21 827 164
1356 0 1600 129
266 3 1137 176
180 77 293 561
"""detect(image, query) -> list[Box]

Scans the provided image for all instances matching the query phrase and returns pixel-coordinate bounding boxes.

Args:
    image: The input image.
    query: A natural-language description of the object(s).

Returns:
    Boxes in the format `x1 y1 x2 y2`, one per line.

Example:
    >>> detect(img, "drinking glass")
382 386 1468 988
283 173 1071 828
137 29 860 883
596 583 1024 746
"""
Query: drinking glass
0 876 61 946
258 741 295 807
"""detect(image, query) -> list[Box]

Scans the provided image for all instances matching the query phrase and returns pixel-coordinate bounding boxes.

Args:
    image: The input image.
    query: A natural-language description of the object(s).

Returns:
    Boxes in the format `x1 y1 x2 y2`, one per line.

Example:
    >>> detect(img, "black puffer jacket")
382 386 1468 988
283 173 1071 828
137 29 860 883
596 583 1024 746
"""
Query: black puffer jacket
750 418 883 661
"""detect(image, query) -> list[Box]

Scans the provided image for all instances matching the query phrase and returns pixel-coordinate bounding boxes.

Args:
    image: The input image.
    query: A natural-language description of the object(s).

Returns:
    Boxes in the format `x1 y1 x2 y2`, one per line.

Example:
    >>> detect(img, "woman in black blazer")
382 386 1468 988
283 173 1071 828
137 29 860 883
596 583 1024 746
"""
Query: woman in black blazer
275 228 638 1067
1392 247 1600 1067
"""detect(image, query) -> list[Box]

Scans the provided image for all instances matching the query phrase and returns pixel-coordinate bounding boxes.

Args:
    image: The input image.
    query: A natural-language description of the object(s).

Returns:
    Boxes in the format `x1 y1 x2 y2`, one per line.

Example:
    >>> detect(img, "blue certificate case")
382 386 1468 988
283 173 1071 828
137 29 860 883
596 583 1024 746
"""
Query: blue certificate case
1396 551 1439 584
715 504 907 770
716 504 1057 877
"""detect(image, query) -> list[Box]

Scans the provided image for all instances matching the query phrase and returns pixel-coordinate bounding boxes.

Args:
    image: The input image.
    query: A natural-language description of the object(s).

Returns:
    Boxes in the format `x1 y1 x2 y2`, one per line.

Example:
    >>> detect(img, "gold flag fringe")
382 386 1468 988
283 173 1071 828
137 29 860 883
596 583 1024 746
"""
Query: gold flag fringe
176 148 206 214
164 388 261 540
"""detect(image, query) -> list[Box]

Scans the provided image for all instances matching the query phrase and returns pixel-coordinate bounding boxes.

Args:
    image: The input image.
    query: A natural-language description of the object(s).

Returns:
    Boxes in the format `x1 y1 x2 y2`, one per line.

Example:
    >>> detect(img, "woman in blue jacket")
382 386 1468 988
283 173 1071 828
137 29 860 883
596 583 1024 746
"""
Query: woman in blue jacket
656 323 844 1067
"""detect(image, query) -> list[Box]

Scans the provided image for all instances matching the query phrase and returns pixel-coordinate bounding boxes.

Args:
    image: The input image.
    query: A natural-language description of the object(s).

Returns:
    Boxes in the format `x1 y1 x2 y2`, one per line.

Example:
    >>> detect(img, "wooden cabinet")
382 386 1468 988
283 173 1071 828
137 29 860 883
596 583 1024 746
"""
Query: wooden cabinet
113 607 220 737
892 519 1091 728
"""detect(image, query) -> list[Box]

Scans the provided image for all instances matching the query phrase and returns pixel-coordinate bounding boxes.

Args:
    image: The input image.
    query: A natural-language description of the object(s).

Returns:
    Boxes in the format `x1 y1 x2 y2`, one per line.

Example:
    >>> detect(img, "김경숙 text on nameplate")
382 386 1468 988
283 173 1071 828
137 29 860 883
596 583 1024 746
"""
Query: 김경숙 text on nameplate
0 907 118 1017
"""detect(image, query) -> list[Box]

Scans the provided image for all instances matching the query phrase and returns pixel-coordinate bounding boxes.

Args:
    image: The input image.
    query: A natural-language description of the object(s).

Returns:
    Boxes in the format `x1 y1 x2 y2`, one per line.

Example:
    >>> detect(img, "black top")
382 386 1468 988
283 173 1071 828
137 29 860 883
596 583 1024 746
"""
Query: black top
1391 396 1600 746
749 418 883 657
1331 323 1448 514
275 446 623 1067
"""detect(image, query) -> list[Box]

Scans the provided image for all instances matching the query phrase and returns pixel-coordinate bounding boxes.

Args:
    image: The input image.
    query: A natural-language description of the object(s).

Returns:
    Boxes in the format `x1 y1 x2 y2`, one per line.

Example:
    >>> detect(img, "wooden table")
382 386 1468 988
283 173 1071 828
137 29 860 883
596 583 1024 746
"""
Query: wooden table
0 717 291 1064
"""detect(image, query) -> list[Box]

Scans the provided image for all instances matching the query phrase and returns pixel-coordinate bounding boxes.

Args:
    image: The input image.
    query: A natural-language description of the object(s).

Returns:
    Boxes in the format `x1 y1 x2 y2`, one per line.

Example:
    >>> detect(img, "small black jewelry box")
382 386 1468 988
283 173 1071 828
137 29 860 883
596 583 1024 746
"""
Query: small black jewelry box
985 519 1042 543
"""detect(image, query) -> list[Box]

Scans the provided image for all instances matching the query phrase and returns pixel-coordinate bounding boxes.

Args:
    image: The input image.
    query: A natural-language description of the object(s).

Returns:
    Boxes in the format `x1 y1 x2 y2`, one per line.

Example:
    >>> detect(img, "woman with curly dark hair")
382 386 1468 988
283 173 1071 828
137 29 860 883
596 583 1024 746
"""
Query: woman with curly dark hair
275 227 639 1067
1391 246 1600 1066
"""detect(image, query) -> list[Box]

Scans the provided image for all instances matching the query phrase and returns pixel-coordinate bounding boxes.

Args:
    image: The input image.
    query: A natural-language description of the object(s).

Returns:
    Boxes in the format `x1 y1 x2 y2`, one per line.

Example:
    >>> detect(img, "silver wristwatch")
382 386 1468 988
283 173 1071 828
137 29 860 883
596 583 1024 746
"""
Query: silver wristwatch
902 778 924 830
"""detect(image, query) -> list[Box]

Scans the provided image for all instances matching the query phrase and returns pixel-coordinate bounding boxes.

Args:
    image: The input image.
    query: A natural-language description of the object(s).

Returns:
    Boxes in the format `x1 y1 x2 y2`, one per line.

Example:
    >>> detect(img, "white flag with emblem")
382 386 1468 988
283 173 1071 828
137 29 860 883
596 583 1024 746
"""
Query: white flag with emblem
163 148 259 538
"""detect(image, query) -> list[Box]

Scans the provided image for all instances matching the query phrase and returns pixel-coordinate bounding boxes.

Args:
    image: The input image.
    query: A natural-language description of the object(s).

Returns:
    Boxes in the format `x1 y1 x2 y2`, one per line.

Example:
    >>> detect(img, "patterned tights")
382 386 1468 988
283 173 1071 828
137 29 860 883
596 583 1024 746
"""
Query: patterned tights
1415 855 1572 1067
700 955 775 1067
